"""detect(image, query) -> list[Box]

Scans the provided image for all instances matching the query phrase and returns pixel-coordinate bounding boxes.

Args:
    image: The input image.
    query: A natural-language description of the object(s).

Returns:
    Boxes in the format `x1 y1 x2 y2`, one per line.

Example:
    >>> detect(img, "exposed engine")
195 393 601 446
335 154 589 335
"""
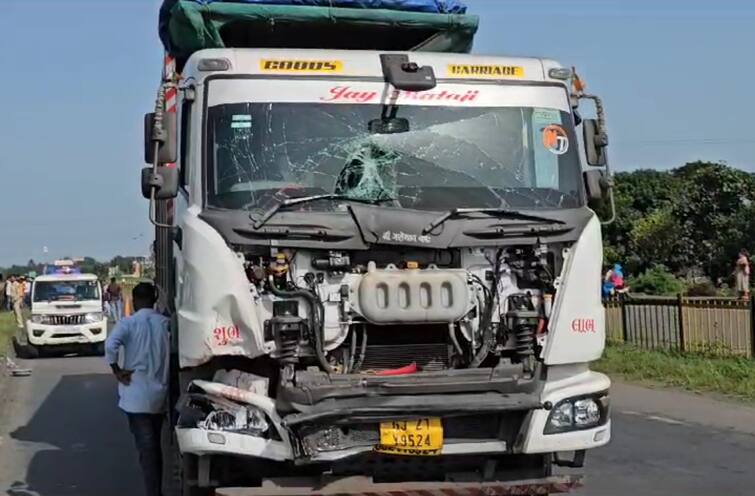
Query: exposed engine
239 245 560 380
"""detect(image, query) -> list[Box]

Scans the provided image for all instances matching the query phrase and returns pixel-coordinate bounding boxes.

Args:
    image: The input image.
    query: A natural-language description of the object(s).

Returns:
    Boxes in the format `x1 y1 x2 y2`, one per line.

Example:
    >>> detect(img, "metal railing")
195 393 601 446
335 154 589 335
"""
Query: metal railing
604 295 755 358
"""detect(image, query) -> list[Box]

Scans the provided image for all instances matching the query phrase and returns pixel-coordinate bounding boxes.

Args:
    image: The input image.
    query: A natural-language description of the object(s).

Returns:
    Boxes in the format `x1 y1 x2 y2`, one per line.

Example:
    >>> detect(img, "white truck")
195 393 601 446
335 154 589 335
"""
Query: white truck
18 272 107 357
144 2 615 494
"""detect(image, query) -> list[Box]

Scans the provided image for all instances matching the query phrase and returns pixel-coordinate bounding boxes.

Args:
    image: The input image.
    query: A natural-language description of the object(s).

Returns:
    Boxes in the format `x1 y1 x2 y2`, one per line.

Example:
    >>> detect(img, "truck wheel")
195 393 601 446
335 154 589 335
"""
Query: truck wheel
165 430 213 496
181 454 213 496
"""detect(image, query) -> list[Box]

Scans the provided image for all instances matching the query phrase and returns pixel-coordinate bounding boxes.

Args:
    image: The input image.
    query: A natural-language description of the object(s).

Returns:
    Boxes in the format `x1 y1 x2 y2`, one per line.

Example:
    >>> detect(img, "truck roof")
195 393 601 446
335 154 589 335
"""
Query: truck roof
182 48 567 85
34 273 99 283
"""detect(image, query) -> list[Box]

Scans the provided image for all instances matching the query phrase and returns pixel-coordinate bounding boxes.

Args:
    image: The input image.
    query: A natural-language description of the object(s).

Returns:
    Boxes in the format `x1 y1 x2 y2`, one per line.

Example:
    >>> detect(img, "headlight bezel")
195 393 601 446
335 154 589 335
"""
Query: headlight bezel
544 391 610 434
31 314 53 325
85 312 104 324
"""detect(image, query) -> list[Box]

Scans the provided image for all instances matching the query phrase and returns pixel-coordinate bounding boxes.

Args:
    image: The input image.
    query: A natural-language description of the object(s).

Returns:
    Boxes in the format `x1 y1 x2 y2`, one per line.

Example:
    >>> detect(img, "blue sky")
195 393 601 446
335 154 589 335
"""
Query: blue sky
1 0 754 266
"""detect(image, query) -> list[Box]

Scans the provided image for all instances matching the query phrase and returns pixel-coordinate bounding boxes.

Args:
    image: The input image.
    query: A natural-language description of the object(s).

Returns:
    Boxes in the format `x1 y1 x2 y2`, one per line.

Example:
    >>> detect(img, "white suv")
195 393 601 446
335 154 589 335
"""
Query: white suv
22 273 107 357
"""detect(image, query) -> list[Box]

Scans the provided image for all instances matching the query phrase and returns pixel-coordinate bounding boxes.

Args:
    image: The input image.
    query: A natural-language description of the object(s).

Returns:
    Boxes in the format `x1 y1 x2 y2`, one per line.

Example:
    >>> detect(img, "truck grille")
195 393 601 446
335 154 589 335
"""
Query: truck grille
361 343 450 372
49 314 86 325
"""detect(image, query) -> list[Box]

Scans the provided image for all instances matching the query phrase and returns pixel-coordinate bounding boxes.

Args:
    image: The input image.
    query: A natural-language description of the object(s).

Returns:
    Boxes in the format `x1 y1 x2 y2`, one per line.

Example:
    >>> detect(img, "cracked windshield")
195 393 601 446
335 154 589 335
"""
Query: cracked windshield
207 90 583 215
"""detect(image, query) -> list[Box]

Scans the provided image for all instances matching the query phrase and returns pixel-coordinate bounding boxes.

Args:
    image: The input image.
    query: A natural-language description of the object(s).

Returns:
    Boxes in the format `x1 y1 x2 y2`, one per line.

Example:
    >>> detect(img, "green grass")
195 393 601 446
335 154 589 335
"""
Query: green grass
594 343 755 402
0 310 17 356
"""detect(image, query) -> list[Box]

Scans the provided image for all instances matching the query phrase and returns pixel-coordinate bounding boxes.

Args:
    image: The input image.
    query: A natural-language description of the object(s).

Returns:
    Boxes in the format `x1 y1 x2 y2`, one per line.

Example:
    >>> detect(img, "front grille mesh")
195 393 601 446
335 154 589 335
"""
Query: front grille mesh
50 314 86 325
361 343 450 372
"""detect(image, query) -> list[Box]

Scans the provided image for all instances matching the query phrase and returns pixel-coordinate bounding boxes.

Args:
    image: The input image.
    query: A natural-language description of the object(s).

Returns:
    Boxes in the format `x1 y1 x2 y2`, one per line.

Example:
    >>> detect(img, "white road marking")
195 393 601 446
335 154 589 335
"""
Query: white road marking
620 410 689 426
646 415 689 426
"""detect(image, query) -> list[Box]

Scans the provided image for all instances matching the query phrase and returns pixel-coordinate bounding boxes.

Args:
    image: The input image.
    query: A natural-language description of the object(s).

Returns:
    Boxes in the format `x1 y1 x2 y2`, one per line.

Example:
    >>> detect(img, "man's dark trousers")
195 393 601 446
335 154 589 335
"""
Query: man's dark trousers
127 413 164 496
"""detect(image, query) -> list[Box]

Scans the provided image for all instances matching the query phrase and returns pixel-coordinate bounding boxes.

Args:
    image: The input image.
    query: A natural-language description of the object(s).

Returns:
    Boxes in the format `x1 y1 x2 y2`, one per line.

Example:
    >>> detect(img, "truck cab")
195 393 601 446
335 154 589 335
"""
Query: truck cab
25 272 107 356
145 4 614 494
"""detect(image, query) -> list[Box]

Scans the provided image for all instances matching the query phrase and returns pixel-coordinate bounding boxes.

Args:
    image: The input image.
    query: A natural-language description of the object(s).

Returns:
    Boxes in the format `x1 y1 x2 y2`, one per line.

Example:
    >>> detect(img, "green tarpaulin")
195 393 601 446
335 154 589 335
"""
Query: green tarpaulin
160 0 479 69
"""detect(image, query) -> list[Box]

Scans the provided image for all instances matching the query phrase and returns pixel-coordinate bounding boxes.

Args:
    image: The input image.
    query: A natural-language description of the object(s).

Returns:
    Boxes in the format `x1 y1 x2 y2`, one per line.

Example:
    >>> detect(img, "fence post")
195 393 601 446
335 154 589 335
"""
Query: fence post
620 295 629 344
750 294 755 359
677 293 685 353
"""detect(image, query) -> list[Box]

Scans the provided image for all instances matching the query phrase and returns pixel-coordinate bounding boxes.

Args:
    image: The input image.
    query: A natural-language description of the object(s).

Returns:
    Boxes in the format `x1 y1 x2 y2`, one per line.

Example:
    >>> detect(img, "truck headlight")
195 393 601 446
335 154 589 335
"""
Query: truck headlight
201 405 268 435
545 393 609 434
183 393 270 437
85 312 104 323
574 398 601 426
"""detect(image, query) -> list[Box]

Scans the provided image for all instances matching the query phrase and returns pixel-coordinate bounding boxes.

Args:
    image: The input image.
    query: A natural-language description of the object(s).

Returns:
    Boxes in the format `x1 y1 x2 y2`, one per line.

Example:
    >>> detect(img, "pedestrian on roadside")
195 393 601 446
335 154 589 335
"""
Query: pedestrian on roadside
105 282 169 496
735 249 750 299
107 277 123 322
102 279 112 319
5 276 16 312
0 274 6 312
11 276 26 329
23 276 32 306
602 266 615 298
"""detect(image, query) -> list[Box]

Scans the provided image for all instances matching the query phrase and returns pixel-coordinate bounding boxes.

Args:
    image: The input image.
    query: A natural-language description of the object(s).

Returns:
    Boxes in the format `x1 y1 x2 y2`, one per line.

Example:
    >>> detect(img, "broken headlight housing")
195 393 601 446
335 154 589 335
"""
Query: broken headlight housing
180 393 269 437
544 392 609 434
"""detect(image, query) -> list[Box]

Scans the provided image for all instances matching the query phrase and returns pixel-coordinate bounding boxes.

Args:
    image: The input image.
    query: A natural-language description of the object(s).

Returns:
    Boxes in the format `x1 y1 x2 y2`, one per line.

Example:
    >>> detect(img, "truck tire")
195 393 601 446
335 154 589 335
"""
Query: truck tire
165 426 213 496
181 454 214 496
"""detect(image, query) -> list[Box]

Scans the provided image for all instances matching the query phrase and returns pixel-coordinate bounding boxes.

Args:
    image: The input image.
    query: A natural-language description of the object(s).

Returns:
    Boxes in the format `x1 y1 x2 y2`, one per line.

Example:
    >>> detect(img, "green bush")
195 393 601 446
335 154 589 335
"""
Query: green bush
685 280 718 297
627 265 685 296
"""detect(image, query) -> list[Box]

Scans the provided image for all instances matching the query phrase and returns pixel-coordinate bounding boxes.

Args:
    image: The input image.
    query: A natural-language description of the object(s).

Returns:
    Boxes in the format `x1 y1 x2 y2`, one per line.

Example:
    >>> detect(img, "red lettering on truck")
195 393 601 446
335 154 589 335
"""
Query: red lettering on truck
213 325 242 346
571 318 596 334
321 86 481 104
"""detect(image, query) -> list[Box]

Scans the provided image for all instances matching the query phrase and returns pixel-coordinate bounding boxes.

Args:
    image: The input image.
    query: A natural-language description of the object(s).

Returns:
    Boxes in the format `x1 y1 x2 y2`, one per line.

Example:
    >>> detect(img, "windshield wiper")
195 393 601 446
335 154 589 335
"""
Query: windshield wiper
423 208 565 234
252 194 393 229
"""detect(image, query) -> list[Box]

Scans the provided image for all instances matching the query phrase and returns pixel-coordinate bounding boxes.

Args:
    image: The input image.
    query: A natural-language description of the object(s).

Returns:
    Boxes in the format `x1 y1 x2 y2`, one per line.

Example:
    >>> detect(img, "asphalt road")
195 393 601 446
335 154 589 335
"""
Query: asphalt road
1 356 755 496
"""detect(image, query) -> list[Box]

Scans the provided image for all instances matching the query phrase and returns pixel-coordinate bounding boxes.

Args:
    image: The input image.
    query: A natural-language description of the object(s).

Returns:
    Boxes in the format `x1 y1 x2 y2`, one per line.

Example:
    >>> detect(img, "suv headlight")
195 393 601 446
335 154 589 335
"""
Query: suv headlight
545 393 609 434
85 312 104 323
31 315 52 324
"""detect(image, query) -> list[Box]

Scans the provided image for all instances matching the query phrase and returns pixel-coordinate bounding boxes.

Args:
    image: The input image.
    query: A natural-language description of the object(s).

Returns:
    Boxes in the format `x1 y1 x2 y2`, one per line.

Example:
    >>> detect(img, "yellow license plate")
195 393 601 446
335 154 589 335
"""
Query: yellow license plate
376 418 443 456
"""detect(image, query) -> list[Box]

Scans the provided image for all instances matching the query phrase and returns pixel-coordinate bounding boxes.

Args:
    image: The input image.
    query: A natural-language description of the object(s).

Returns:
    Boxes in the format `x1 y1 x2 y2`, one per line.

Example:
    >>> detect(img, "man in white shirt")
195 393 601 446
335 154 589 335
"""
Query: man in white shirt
105 282 169 496
5 275 16 311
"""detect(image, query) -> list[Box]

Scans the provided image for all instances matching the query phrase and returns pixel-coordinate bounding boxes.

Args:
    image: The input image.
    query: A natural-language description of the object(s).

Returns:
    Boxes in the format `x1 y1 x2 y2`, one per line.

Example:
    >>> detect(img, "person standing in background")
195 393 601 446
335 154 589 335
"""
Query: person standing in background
11 276 25 328
102 279 112 318
23 276 32 306
735 249 750 299
0 274 6 312
107 277 123 322
5 276 16 312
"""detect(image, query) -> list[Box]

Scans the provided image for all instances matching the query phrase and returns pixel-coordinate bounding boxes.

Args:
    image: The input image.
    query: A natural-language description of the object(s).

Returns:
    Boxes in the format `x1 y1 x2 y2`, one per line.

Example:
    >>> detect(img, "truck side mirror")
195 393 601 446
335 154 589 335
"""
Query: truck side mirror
144 112 177 165
142 166 179 200
380 54 437 92
583 169 607 205
582 118 608 167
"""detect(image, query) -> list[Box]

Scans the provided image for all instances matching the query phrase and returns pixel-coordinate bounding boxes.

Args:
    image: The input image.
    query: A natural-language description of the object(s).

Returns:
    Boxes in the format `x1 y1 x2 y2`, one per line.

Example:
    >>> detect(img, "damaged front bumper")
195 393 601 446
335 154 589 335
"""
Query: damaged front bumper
176 366 609 464
175 365 558 463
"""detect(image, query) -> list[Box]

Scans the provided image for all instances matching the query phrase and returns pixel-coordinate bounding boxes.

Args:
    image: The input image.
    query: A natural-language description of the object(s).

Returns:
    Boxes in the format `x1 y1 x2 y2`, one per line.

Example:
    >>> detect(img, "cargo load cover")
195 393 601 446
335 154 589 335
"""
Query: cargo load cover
159 0 479 70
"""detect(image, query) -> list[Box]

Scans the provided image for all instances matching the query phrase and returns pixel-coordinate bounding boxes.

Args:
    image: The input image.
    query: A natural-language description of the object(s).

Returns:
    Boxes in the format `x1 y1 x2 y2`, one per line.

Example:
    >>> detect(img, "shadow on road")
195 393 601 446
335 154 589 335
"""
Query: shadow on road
7 372 141 496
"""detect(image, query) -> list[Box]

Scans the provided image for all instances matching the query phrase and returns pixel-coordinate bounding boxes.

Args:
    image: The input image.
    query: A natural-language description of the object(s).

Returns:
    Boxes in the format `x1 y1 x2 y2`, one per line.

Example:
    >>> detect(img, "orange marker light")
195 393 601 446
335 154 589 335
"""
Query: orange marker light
572 66 586 94
406 261 419 270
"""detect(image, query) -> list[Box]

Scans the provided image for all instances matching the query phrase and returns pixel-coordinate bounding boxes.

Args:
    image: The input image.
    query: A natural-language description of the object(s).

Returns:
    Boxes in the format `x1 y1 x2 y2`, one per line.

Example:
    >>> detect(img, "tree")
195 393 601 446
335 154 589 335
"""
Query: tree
628 207 681 272
670 162 755 280
603 169 681 274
